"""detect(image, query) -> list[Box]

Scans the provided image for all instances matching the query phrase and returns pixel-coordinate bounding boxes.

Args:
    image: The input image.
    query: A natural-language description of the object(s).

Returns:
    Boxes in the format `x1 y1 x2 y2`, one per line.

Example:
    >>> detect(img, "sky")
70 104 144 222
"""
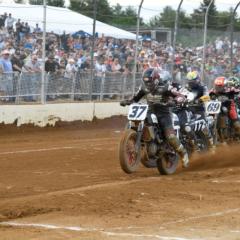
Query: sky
4 0 240 23
107 0 240 22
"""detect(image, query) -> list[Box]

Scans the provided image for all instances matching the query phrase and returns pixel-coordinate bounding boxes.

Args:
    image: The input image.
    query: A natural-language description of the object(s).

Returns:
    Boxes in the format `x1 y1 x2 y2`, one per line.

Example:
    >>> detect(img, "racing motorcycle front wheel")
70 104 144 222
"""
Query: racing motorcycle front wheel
157 152 179 175
195 131 209 153
119 129 141 174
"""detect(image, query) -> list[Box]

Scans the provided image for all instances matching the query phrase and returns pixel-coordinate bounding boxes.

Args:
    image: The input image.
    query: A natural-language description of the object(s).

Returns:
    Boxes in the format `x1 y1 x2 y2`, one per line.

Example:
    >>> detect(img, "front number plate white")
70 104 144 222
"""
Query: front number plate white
128 104 148 121
205 101 221 114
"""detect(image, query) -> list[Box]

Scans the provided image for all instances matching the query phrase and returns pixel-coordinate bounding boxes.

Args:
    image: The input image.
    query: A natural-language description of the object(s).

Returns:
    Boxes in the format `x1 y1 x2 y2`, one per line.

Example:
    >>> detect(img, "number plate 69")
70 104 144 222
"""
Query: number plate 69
128 104 148 121
205 101 221 114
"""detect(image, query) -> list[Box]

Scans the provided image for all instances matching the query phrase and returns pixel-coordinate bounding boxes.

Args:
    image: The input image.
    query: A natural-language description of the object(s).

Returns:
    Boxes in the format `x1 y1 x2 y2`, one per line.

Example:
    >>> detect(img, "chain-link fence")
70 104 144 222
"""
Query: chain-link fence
0 71 144 104
0 70 220 104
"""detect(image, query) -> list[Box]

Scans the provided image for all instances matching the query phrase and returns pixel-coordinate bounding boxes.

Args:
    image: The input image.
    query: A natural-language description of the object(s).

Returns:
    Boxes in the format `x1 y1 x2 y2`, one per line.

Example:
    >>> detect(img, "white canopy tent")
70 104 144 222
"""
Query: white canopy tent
0 3 136 40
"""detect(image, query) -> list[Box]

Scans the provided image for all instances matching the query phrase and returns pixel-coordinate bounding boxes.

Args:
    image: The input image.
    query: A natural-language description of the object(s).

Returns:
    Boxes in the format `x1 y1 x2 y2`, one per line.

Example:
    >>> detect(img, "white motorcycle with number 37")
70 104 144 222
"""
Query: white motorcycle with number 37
119 103 181 175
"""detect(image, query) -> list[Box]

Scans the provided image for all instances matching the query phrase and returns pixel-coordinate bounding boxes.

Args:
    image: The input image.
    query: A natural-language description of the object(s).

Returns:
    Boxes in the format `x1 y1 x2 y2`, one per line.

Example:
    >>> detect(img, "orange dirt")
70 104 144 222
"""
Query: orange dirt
0 117 239 240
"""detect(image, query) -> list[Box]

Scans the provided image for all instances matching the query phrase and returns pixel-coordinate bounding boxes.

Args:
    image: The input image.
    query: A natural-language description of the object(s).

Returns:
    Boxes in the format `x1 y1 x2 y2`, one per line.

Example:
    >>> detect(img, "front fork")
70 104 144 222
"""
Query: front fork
212 114 218 145
135 121 144 162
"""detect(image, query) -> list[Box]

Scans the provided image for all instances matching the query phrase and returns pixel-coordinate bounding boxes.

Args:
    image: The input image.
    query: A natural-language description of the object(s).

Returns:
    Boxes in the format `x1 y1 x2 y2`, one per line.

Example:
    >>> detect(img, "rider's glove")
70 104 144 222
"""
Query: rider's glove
120 99 133 107
199 95 210 103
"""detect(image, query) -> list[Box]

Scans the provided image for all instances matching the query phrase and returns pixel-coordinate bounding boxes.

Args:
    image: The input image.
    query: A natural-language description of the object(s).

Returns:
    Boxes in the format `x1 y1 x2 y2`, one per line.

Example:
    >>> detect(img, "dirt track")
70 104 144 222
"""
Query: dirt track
0 116 239 240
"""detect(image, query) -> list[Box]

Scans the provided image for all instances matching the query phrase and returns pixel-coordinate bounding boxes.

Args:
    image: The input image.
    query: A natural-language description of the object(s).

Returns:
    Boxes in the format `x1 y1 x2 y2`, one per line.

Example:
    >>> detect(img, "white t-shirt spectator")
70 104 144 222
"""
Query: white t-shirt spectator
5 15 15 28
215 39 223 51
64 59 77 78
95 61 106 77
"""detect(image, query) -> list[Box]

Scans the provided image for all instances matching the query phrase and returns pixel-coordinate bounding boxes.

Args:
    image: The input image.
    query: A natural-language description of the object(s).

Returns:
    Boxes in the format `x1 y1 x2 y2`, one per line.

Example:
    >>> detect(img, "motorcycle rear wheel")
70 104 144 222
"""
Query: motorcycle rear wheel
119 129 141 174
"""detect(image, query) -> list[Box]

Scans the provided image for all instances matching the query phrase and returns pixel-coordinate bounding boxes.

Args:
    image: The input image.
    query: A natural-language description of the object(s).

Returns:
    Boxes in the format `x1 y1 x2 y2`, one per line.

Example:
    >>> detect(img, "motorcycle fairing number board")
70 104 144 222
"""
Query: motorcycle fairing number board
128 104 149 121
205 101 221 115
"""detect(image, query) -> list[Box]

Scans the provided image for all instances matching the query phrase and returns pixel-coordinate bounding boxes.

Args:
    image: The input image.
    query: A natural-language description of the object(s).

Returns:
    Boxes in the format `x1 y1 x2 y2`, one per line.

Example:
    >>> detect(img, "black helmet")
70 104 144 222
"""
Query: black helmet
142 68 160 91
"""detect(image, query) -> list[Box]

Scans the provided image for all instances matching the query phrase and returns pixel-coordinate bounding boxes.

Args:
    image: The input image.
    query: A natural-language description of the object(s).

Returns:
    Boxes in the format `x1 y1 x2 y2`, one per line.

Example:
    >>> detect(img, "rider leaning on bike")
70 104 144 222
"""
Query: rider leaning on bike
210 76 240 141
186 71 215 150
120 68 189 168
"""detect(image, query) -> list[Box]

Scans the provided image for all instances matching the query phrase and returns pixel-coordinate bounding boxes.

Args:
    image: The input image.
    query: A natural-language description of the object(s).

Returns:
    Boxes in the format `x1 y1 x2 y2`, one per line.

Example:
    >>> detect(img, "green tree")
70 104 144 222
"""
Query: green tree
149 6 175 28
29 0 43 4
112 6 140 27
191 0 217 29
69 0 113 23
215 11 231 31
47 0 65 7
14 0 24 3
29 0 65 6
148 6 190 29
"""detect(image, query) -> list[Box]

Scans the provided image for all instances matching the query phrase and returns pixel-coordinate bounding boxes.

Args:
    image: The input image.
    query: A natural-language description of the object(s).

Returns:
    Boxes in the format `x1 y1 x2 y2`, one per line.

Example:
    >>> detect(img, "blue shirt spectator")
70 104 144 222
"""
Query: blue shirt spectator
0 49 13 72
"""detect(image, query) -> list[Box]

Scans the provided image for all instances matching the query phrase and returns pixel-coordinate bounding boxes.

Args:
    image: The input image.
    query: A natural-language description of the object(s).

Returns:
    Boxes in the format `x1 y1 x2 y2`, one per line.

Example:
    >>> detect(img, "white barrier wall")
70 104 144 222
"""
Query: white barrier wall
0 102 128 127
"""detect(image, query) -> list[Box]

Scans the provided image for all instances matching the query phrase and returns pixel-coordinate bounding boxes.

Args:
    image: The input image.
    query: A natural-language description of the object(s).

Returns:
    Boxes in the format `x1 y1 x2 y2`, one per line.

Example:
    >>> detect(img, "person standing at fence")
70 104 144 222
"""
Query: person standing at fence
111 58 122 73
64 58 77 79
0 49 13 73
0 49 14 101
23 55 41 73
22 55 41 101
45 55 60 74
94 56 107 99
11 49 24 73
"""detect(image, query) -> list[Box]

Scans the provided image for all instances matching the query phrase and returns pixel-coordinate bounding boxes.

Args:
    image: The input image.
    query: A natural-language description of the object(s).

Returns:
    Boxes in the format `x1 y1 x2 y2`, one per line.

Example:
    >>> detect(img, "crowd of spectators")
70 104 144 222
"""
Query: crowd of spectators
0 11 240 100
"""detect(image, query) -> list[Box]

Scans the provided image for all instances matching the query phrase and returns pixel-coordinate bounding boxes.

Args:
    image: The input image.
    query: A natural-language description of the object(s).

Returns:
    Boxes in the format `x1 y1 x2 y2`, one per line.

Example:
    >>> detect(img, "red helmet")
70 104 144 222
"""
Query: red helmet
214 76 227 92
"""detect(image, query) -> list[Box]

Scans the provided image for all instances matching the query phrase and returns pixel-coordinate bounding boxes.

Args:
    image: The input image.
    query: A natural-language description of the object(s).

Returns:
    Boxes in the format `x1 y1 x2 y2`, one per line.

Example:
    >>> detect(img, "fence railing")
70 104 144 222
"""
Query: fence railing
0 70 222 104
0 71 143 104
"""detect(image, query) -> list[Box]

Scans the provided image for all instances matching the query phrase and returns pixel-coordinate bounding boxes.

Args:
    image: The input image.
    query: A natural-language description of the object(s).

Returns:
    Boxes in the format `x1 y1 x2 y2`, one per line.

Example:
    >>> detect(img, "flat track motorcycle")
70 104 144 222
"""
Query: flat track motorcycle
119 103 180 175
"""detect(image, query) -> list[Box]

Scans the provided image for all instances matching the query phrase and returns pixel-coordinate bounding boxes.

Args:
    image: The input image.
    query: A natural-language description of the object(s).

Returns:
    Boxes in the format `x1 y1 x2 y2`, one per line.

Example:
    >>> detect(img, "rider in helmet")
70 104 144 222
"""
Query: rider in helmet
186 71 215 149
211 76 240 141
120 68 189 168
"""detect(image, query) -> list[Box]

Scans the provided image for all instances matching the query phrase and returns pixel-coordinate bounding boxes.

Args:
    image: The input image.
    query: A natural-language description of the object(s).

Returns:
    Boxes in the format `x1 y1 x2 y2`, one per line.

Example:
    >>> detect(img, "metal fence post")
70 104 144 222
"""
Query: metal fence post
201 0 214 83
100 73 105 101
230 1 240 71
41 0 46 104
41 72 46 104
121 74 127 100
89 0 97 101
15 72 21 104
172 0 184 79
133 0 144 94
71 73 76 101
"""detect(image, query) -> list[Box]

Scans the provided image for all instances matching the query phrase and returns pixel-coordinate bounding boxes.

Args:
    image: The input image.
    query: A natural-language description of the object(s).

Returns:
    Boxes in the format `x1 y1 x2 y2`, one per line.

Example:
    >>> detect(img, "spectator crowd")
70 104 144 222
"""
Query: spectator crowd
0 11 240 101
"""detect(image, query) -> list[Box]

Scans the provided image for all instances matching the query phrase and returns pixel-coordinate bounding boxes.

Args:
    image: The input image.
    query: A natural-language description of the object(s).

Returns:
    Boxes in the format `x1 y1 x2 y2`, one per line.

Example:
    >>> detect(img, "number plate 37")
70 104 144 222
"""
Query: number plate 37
128 104 148 121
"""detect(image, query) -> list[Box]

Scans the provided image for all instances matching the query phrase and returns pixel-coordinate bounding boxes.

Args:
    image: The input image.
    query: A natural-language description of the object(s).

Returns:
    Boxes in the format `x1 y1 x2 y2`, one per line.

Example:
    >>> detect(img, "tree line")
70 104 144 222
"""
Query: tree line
13 0 240 31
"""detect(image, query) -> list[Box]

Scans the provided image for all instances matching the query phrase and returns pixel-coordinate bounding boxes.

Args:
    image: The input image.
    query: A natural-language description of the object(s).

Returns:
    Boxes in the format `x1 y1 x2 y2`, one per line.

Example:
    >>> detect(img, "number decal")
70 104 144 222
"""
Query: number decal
129 106 138 118
194 120 206 132
205 101 221 114
137 106 147 118
128 104 148 121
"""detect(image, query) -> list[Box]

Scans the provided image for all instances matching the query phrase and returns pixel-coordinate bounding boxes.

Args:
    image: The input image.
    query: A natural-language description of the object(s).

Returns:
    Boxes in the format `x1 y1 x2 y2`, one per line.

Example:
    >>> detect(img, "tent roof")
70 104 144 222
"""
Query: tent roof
0 3 136 40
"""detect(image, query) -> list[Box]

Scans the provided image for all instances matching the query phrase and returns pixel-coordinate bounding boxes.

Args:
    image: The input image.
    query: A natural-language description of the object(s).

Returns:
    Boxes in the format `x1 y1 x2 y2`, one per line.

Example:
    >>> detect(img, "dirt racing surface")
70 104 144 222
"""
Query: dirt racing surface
0 116 239 240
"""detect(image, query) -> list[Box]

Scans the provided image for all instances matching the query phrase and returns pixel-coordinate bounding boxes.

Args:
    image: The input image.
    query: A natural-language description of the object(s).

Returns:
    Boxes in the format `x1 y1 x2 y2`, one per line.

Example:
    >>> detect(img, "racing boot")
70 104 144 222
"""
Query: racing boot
233 120 240 141
203 127 216 154
167 134 189 168
177 144 189 168
207 137 216 154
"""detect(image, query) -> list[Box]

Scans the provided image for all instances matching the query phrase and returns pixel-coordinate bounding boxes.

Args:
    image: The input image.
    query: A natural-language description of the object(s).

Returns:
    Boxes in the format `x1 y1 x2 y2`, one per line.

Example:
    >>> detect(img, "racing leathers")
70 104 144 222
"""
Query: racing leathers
171 83 197 152
121 81 189 168
187 82 215 149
